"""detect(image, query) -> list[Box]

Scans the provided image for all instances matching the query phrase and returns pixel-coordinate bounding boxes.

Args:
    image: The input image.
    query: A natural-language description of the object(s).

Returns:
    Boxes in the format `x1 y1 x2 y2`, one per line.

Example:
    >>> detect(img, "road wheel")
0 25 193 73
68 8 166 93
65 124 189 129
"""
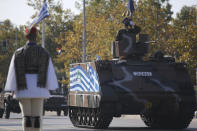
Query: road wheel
81 108 87 125
77 108 83 125
86 108 91 126
69 107 113 129
69 107 77 125
93 108 113 129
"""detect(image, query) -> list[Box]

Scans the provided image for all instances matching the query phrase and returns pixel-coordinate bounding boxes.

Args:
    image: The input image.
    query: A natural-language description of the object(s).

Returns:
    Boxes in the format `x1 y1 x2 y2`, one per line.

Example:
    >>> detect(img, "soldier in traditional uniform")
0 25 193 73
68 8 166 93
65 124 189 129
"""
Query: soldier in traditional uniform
5 26 59 131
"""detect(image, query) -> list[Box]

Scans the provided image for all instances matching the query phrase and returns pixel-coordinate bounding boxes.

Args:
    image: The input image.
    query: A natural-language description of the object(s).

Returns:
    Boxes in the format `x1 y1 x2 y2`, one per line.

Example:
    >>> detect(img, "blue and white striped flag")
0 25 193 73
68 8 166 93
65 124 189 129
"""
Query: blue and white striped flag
122 0 135 17
29 0 50 27
96 55 101 61
128 0 135 13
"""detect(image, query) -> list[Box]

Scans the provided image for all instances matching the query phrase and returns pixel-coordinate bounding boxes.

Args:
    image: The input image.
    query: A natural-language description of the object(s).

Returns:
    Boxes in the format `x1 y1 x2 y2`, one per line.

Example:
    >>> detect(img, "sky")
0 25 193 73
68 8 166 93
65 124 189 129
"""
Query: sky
0 0 197 26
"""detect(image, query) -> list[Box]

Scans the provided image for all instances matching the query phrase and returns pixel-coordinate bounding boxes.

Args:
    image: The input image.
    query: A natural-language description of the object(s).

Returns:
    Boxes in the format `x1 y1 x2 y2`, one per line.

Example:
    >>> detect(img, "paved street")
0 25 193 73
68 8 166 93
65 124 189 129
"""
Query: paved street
0 112 196 131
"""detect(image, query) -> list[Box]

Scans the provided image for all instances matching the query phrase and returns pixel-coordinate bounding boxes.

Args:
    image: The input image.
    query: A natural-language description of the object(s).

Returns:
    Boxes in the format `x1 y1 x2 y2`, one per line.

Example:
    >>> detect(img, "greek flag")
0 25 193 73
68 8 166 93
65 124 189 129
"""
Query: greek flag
29 0 50 27
70 65 100 92
122 0 135 17
128 0 135 13
96 55 101 61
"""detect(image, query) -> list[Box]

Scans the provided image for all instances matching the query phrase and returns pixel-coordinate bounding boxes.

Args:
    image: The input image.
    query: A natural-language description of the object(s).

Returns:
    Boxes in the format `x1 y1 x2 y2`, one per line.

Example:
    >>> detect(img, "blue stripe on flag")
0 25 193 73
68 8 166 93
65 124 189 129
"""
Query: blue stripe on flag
35 1 49 24
70 67 90 84
128 0 135 13
29 0 50 27
70 65 83 72
70 70 96 92
70 67 98 88
71 75 90 91
70 66 91 91
70 84 85 91
71 80 89 91
70 65 100 92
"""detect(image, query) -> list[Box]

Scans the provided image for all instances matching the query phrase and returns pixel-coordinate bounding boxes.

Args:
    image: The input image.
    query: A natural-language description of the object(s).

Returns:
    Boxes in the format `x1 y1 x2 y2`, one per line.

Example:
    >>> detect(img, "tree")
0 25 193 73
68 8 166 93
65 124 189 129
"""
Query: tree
132 0 173 55
27 0 74 85
0 20 26 87
27 0 73 59
56 0 128 82
167 6 197 82
56 0 174 83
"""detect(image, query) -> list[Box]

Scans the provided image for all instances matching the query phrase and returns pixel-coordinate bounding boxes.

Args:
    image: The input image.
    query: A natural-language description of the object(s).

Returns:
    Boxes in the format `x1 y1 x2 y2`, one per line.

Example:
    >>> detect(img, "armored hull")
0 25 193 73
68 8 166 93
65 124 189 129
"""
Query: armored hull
68 25 196 129
68 59 196 129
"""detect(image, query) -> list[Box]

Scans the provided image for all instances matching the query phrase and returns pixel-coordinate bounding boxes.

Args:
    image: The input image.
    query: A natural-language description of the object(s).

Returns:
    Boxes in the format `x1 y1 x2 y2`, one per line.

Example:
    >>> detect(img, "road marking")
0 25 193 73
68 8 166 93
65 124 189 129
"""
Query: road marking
0 126 19 131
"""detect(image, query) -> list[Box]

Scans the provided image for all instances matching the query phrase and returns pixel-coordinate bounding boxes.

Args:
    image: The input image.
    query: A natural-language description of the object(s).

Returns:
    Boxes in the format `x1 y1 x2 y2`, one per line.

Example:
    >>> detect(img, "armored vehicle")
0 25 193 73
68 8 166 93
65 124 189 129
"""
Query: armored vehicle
43 68 68 116
43 69 68 116
68 25 197 129
44 88 68 116
43 67 68 116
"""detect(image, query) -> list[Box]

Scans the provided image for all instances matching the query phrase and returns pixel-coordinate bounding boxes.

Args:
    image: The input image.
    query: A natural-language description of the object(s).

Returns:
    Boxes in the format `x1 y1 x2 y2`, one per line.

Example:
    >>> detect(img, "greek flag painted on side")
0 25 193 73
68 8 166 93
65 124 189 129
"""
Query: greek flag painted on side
70 64 100 92
29 0 50 27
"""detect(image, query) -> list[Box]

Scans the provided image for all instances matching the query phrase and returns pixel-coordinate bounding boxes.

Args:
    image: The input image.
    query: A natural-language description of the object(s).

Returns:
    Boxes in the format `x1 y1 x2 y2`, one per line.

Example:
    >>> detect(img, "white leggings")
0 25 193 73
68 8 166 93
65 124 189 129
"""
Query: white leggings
19 98 44 131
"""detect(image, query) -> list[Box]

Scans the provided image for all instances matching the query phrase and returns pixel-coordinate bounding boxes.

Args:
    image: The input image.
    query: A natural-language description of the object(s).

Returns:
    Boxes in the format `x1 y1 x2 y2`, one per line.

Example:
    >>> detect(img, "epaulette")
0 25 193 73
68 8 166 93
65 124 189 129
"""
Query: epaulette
15 47 24 56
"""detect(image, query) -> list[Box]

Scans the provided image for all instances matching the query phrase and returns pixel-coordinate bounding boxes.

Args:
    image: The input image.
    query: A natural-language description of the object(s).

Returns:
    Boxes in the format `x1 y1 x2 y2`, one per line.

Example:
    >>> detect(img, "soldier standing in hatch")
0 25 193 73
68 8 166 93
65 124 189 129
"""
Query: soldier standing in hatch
4 26 59 131
115 17 141 41
115 17 141 59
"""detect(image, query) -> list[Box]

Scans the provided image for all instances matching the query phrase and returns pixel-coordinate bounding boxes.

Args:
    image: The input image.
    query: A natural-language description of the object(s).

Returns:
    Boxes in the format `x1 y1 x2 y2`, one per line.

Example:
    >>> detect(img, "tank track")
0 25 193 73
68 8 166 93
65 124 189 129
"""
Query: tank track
69 107 113 129
140 95 196 129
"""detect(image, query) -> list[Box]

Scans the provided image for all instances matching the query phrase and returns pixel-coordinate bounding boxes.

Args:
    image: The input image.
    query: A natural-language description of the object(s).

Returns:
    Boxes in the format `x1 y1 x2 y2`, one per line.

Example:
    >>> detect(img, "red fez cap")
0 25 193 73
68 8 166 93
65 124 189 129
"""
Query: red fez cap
25 26 37 36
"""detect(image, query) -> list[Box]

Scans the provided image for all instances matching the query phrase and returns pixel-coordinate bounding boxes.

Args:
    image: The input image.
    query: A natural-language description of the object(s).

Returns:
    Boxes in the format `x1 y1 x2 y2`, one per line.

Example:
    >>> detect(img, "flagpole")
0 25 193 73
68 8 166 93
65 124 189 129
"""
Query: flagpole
41 0 47 48
29 0 49 48
42 0 46 48
82 0 87 62
42 20 45 48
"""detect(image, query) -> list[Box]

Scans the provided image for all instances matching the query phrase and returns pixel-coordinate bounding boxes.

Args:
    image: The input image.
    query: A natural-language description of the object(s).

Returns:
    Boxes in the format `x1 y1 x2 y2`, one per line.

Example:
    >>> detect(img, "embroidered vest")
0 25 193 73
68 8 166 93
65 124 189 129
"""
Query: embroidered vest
14 43 49 90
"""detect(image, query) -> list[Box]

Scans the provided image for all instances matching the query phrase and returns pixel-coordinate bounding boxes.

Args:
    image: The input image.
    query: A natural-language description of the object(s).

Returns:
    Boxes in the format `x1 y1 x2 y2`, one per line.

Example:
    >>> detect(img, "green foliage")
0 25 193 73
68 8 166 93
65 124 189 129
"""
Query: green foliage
56 0 127 82
27 0 73 60
132 0 173 55
56 0 175 84
0 20 26 87
167 6 197 82
27 0 74 85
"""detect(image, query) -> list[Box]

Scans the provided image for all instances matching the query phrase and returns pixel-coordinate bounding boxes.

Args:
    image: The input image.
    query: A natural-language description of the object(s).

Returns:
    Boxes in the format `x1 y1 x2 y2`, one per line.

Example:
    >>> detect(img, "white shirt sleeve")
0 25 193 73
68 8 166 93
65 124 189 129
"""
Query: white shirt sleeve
45 58 59 90
4 54 17 91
